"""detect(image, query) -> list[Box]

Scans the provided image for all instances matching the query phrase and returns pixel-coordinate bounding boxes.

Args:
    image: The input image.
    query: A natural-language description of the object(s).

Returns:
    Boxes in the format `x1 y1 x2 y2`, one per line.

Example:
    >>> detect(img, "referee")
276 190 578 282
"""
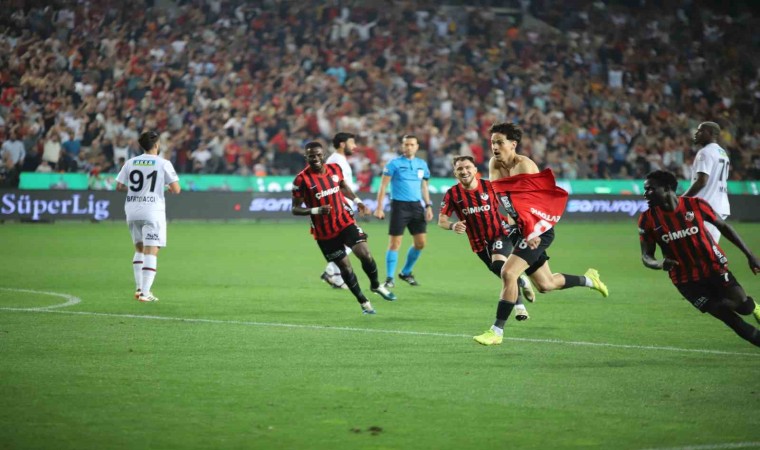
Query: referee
373 134 433 289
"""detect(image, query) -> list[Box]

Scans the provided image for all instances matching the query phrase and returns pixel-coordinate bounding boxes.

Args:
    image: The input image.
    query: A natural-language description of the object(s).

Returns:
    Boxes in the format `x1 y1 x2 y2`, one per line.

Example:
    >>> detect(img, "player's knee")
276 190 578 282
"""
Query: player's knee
501 269 520 285
533 278 557 293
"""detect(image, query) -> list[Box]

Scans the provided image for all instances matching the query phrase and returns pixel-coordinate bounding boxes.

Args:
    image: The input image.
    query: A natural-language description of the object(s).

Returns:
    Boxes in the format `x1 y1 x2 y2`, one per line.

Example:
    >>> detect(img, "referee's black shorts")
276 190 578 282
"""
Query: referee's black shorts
388 200 427 236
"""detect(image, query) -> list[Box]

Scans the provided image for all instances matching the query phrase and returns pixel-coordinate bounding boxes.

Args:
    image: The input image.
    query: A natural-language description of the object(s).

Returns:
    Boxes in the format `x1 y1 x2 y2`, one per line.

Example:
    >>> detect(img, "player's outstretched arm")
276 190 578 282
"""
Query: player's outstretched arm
713 216 760 274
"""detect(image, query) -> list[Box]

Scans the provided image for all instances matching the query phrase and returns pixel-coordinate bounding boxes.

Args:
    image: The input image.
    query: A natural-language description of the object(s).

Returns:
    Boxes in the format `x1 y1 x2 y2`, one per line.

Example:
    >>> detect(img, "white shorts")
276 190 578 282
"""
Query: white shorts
128 219 167 247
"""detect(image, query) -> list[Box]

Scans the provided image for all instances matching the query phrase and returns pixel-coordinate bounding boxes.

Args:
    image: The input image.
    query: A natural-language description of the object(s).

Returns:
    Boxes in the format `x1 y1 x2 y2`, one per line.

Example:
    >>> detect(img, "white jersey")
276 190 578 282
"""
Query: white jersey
326 151 356 191
116 154 179 221
691 142 730 216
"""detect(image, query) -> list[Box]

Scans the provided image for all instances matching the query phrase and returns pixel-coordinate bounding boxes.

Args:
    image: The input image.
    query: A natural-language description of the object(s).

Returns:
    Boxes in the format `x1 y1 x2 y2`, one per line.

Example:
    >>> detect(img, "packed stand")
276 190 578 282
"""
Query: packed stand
0 0 758 191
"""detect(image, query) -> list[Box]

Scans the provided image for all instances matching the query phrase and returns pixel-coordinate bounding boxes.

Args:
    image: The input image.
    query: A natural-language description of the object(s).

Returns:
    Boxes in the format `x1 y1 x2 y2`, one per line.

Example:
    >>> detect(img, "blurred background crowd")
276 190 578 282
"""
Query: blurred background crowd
0 0 759 191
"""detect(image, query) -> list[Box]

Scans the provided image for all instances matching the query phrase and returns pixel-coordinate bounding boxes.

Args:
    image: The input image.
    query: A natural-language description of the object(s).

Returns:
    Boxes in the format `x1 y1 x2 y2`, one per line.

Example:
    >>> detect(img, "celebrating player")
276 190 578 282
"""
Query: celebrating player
639 170 760 347
473 122 609 346
116 130 181 302
292 141 396 314
438 155 534 320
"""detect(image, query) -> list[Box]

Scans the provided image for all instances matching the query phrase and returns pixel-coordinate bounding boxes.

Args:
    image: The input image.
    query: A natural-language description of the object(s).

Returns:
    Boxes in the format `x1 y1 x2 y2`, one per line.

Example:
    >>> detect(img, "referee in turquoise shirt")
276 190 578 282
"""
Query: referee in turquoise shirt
373 135 433 289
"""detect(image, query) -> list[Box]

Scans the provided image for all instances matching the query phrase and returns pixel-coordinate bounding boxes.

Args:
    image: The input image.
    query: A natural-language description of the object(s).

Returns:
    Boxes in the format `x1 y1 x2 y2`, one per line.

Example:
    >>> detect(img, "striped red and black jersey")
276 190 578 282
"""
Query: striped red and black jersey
638 196 728 284
292 163 355 240
440 179 509 253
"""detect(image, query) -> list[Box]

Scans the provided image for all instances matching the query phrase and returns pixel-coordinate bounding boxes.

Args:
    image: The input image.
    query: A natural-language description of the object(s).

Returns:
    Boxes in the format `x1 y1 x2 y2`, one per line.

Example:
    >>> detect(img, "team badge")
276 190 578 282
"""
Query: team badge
331 175 339 183
685 211 694 221
480 193 489 201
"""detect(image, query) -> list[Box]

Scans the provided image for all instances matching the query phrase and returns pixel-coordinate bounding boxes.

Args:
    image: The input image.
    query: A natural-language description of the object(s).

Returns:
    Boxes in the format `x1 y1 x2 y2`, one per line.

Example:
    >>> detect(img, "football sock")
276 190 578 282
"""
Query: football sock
340 269 366 303
490 325 504 336
344 246 353 257
386 250 398 281
490 260 504 277
361 258 380 289
133 252 144 290
141 254 157 294
561 274 585 289
401 246 422 275
494 299 515 329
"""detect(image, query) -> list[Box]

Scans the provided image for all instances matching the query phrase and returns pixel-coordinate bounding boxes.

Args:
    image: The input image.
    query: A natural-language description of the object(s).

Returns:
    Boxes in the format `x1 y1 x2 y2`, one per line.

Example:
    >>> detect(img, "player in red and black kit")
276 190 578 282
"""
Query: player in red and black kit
438 156 533 320
292 141 396 314
639 170 760 347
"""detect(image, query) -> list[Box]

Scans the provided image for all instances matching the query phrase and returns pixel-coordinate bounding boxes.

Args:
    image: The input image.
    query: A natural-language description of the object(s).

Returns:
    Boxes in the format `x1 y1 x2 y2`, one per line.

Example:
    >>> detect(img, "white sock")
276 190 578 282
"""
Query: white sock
344 246 353 257
514 303 527 311
133 252 144 290
490 325 504 336
141 254 157 294
583 276 593 287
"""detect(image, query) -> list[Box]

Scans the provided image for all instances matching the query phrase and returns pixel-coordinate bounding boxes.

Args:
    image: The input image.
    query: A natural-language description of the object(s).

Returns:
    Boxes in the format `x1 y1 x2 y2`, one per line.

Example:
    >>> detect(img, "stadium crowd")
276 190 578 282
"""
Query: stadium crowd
0 0 758 191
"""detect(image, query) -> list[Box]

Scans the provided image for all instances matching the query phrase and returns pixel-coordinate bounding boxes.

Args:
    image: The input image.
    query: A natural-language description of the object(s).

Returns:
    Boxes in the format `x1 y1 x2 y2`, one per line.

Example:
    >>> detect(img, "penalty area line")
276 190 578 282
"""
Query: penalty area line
0 307 758 358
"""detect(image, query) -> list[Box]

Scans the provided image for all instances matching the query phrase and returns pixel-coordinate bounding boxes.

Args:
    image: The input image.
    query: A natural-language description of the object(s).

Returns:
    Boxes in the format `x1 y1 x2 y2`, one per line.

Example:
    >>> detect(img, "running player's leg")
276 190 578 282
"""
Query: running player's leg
705 302 760 347
319 234 374 314
488 236 529 318
128 221 144 299
716 272 759 323
138 220 164 302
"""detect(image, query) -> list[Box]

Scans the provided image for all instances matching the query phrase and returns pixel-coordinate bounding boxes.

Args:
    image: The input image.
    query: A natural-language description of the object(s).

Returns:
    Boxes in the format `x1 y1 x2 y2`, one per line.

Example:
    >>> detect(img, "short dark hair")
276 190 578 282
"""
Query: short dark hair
333 132 355 149
138 131 160 152
304 141 323 152
646 170 678 191
452 155 475 166
700 121 721 137
488 123 522 143
401 134 418 143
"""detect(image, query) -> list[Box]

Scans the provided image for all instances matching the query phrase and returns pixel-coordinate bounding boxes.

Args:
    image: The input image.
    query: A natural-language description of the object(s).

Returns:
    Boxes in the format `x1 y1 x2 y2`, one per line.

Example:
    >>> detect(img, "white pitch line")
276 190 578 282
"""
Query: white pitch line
0 287 81 310
641 442 760 450
0 305 759 357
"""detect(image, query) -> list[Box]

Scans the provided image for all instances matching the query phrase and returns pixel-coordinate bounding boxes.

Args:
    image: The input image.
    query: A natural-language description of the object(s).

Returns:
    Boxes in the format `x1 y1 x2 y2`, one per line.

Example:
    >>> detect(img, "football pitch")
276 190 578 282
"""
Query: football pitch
1 220 759 450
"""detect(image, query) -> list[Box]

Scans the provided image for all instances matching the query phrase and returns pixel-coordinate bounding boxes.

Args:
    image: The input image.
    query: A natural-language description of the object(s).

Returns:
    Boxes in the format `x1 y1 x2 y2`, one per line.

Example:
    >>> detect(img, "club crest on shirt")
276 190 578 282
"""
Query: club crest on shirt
685 211 694 221
480 193 489 201
331 175 339 183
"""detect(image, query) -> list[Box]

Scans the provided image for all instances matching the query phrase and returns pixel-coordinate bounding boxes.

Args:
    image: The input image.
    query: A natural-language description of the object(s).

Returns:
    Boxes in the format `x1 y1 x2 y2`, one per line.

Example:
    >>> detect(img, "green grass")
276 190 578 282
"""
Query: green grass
1 220 759 450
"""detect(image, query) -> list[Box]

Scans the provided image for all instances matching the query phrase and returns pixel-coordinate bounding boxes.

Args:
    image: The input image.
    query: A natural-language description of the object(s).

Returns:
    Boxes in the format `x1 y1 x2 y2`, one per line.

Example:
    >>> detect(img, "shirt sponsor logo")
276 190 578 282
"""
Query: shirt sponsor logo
661 226 699 243
315 186 340 199
461 205 491 215
134 160 156 166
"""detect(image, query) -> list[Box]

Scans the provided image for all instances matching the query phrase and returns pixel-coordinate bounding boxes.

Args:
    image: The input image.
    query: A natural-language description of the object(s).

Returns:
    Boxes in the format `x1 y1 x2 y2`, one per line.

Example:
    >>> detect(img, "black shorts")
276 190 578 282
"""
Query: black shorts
675 271 740 313
476 233 516 269
389 200 427 236
511 227 554 276
317 224 368 262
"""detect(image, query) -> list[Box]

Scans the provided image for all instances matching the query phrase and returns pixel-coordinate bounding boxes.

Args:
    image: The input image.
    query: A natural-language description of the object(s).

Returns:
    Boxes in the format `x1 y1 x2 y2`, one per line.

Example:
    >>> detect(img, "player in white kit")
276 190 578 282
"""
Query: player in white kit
320 132 359 289
116 131 181 302
683 121 730 242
